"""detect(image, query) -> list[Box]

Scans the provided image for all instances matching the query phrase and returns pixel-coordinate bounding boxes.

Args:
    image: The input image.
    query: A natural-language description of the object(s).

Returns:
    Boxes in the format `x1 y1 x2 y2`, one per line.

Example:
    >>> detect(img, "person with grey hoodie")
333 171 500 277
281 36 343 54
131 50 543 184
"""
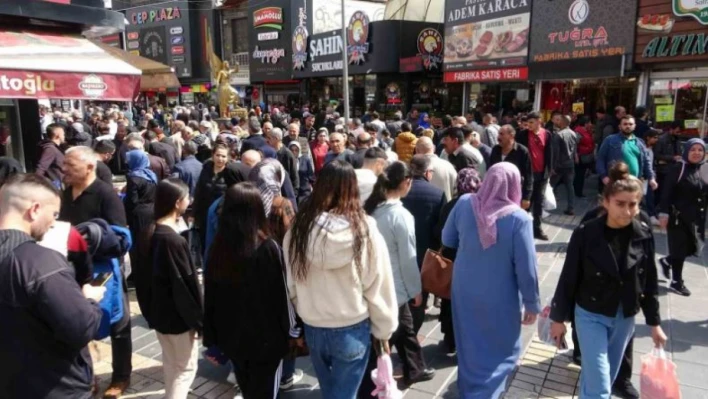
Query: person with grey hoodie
363 161 436 387
552 115 580 215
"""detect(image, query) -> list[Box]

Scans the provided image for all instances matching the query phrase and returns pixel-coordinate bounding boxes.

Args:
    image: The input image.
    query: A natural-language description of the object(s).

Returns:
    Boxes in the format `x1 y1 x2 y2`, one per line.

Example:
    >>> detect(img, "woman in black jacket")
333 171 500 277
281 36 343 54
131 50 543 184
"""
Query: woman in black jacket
549 162 666 399
658 138 708 296
192 143 231 260
124 150 157 242
204 182 297 399
149 178 204 399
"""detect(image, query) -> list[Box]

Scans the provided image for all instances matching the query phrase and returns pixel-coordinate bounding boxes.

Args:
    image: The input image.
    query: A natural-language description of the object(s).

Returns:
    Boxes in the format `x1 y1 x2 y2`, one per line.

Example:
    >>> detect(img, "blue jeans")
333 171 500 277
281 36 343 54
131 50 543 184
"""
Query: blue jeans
304 319 371 399
575 305 635 399
643 181 657 217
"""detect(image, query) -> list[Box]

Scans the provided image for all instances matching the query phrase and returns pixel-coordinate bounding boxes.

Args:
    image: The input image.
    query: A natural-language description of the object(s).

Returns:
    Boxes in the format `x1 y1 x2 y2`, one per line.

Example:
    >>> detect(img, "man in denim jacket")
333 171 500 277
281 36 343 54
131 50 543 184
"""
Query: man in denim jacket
596 115 657 191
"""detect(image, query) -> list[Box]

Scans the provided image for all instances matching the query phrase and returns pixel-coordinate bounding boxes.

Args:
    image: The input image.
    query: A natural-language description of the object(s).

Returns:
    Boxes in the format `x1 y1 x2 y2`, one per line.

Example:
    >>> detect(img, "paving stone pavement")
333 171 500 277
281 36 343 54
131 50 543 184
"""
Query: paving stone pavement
91 181 708 398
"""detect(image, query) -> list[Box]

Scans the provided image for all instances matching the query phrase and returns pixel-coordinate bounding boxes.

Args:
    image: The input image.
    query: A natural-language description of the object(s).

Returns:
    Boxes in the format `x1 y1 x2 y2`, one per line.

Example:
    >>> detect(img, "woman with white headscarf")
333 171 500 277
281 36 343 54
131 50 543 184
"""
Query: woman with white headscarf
287 141 315 204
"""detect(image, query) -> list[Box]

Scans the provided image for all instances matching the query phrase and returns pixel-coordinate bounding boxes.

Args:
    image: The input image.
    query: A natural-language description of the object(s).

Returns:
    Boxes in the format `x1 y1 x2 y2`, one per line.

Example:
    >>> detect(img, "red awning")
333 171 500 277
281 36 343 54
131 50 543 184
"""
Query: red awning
0 29 141 101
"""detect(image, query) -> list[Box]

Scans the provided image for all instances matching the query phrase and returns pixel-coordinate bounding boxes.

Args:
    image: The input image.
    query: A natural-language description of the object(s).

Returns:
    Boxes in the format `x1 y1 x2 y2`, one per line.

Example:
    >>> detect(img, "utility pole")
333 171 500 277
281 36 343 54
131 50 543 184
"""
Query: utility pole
341 0 350 128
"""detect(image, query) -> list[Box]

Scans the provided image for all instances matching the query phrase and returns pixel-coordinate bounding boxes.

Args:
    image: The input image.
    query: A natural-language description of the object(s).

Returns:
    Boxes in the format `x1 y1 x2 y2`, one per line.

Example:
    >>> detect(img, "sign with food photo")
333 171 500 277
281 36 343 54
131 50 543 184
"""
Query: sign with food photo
635 0 708 63
443 0 531 71
528 0 637 63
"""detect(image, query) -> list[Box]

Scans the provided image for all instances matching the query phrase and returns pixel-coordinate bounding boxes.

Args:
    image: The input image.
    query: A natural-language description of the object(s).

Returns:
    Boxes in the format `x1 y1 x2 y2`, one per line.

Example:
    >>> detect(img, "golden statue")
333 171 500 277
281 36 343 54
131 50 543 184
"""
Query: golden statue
207 34 245 119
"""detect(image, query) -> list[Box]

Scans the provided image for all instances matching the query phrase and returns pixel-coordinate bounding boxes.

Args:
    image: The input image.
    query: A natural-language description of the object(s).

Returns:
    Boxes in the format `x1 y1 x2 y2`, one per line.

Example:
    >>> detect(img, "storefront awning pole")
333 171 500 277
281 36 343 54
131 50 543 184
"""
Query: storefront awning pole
702 90 708 139
341 0 350 128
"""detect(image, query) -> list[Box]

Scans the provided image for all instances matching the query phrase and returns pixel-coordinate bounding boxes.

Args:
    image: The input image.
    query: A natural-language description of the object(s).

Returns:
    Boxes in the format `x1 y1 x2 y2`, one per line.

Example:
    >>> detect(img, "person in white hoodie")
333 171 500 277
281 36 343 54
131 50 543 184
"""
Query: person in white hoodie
363 161 436 388
284 160 398 399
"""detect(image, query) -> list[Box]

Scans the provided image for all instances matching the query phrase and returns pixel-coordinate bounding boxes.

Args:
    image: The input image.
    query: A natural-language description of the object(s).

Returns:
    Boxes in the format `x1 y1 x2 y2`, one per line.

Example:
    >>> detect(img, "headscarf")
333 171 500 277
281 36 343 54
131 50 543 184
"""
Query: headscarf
288 140 302 158
0 156 22 186
471 162 522 250
248 158 285 216
682 138 705 165
126 150 157 184
418 112 431 129
456 167 482 195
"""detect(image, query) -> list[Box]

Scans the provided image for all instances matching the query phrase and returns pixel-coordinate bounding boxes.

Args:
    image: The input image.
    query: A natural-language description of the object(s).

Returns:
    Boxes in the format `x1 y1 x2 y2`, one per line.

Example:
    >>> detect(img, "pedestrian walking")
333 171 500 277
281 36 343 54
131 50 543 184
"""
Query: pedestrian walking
204 182 297 399
36 123 65 187
124 150 157 251
489 125 533 213
442 162 541 398
552 115 580 216
287 141 315 204
311 128 330 175
658 138 708 296
573 115 595 198
434 167 482 354
515 112 555 240
550 162 667 399
284 160 398 399
416 137 458 201
147 178 203 399
363 161 436 387
596 115 656 188
0 174 105 398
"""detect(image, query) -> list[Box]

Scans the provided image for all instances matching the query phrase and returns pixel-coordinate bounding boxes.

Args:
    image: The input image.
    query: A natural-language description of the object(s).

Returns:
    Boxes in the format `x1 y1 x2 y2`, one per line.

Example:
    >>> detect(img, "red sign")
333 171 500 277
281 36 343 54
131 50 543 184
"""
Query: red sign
253 7 283 29
443 67 528 83
171 46 184 55
0 69 139 101
399 56 423 73
41 0 71 3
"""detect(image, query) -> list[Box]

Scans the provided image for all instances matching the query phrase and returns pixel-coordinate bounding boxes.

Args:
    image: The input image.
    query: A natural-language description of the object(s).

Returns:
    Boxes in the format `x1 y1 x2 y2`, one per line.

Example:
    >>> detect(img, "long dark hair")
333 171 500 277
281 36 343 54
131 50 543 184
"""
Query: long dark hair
154 178 190 221
288 160 371 282
207 182 270 281
363 161 411 215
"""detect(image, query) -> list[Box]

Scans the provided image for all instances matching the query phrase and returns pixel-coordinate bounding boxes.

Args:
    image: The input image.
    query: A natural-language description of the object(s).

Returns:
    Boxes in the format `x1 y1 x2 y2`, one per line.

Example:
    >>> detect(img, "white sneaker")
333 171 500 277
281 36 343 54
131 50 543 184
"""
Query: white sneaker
651 216 660 226
280 368 304 390
227 372 236 385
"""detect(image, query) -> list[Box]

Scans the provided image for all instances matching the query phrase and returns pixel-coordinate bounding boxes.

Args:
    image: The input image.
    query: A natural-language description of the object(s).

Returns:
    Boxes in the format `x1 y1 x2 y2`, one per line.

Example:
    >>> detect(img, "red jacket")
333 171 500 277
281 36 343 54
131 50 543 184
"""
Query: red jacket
575 126 595 156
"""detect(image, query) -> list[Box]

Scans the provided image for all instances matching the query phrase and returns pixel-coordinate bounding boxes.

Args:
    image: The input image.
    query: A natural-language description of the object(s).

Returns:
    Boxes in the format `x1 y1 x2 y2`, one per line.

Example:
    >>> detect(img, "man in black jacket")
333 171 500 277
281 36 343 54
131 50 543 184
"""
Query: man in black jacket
490 124 533 208
516 113 555 240
266 127 299 190
0 173 105 398
401 155 447 333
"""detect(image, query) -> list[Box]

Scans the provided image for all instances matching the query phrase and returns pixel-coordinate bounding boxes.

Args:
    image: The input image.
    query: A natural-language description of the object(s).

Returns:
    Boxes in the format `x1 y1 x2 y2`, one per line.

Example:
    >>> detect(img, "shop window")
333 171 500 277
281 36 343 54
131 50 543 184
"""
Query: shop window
0 100 24 166
539 78 637 123
648 79 708 138
231 17 248 53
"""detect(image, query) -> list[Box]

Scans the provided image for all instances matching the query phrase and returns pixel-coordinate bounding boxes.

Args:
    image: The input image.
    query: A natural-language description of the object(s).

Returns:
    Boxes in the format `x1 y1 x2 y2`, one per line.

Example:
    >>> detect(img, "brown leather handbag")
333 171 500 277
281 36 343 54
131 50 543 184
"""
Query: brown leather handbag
421 248 453 299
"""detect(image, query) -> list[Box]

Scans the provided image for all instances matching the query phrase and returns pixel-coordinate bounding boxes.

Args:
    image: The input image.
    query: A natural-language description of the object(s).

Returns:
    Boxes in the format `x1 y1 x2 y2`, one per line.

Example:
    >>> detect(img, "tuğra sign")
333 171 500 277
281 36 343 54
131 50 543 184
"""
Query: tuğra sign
635 0 708 63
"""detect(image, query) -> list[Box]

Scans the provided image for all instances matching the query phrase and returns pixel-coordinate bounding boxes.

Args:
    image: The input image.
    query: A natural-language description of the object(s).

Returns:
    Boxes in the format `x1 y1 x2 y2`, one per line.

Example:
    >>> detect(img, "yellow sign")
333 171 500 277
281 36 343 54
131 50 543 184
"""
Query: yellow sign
654 97 673 104
656 105 675 122
129 50 140 56
572 102 584 114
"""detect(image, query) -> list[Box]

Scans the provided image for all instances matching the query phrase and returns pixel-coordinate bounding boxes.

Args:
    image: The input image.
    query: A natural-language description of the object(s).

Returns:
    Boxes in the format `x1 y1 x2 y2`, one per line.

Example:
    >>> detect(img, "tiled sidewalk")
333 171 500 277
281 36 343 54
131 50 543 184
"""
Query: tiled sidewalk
91 187 708 398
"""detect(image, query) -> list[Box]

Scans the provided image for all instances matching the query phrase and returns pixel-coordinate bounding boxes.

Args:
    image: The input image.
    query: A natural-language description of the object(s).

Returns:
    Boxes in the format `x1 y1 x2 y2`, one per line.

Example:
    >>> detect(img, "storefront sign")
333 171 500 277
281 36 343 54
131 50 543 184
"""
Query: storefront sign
347 11 370 65
385 82 402 104
0 70 138 100
656 104 676 122
443 0 531 72
312 0 384 35
249 0 293 81
125 1 192 77
674 0 708 25
636 0 708 63
400 55 423 73
418 28 443 70
253 7 283 30
443 66 529 82
572 102 585 114
529 0 636 63
130 7 181 25
292 26 309 69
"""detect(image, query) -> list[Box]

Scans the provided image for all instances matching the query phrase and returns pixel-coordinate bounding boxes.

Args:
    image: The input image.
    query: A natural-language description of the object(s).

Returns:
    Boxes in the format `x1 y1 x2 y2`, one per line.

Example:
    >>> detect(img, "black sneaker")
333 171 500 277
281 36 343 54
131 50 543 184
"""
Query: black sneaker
670 281 691 296
279 369 304 390
612 379 639 399
564 209 575 216
405 368 436 386
534 230 549 241
659 257 672 280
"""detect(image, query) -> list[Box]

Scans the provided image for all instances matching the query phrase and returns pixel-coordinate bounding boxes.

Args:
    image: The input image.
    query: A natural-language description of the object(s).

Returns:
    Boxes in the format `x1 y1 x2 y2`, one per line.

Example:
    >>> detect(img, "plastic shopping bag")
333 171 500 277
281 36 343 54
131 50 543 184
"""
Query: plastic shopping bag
640 348 681 399
537 299 554 346
543 184 557 211
371 354 403 399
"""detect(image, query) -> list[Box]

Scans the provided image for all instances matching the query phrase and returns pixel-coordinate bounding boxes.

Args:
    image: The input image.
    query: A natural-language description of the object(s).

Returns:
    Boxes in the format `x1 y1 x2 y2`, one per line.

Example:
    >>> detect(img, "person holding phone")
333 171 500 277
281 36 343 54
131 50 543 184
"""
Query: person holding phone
549 162 667 399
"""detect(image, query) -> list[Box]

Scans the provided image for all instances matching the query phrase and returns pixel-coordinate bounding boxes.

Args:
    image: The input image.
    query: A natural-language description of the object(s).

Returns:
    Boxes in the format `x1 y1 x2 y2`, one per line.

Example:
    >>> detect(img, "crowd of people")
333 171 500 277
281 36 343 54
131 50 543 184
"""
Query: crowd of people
0 99 704 399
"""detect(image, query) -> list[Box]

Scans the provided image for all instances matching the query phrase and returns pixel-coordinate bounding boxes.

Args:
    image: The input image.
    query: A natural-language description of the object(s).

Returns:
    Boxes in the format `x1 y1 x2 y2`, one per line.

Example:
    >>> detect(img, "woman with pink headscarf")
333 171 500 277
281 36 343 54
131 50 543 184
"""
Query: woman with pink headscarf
441 162 541 398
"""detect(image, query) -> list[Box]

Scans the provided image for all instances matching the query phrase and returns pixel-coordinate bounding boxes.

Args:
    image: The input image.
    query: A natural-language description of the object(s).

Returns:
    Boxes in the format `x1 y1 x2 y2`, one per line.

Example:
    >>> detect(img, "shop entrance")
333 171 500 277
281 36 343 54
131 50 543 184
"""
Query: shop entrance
539 78 638 122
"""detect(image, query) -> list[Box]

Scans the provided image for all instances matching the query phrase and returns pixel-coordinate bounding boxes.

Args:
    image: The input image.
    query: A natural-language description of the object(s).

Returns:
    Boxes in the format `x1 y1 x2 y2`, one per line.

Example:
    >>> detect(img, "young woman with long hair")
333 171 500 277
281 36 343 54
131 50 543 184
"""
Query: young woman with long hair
192 143 231 257
362 161 435 387
148 178 203 399
204 182 296 399
550 162 667 398
284 160 398 398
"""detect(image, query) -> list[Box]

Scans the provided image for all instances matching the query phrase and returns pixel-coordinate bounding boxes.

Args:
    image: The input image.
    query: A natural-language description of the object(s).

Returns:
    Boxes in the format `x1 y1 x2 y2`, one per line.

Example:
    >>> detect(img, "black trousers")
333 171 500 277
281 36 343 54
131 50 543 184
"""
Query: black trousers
409 292 428 334
573 162 592 197
439 298 455 351
530 173 548 231
230 357 282 399
111 277 133 382
667 256 686 283
571 319 633 385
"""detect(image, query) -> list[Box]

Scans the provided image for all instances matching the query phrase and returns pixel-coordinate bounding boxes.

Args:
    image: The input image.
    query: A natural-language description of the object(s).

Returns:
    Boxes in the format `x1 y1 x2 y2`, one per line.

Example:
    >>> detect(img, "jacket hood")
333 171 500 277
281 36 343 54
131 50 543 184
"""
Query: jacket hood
306 212 366 271
0 229 33 265
397 132 417 143
374 200 401 214
39 139 58 149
